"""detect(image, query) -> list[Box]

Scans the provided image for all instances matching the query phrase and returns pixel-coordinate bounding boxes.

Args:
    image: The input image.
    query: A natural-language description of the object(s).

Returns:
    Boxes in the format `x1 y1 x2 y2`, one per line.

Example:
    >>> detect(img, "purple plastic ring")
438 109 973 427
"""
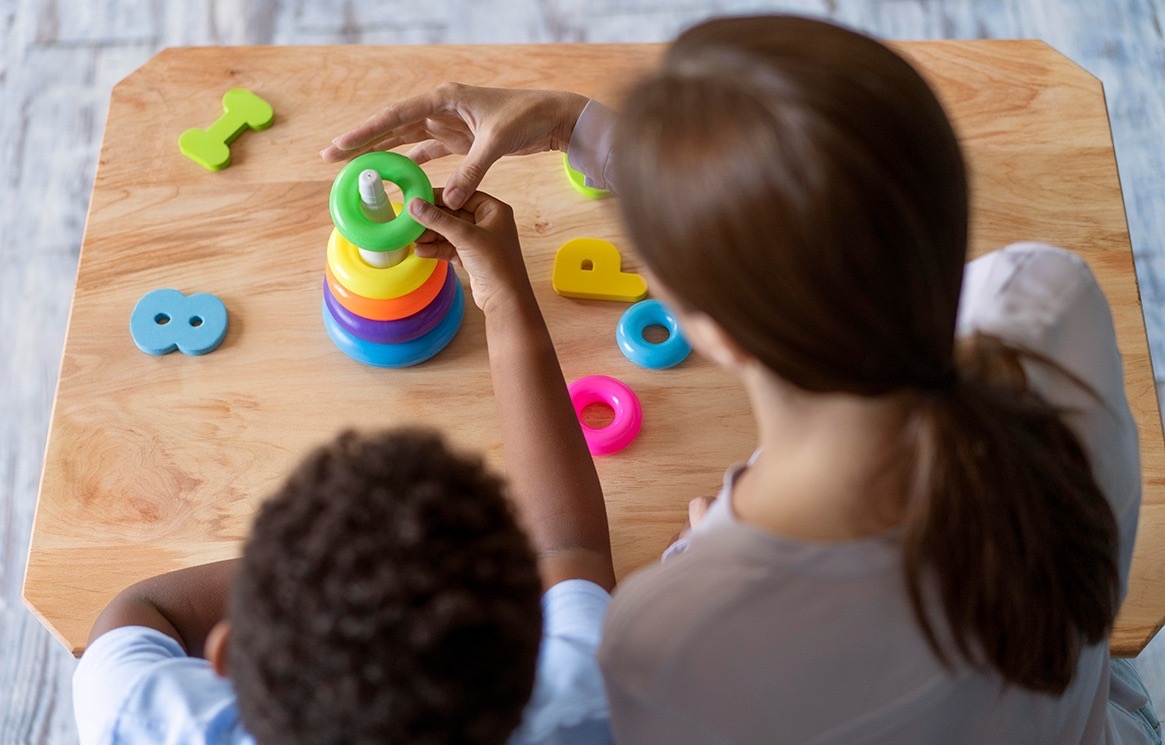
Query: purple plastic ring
323 268 456 344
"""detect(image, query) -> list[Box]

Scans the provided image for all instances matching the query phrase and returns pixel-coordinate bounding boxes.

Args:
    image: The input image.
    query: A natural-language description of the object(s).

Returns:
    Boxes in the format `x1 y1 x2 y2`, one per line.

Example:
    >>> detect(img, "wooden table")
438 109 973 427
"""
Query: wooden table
23 42 1165 656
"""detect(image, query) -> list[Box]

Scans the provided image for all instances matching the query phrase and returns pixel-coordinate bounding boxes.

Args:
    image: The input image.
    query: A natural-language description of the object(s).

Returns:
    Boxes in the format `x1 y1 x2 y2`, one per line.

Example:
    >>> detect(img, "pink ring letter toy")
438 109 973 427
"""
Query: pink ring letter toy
568 375 643 456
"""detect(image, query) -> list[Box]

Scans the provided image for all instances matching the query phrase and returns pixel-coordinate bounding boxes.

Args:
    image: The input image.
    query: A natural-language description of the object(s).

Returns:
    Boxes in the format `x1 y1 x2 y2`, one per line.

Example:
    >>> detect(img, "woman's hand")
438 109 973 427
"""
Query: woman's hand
664 496 715 555
407 188 534 315
321 83 588 210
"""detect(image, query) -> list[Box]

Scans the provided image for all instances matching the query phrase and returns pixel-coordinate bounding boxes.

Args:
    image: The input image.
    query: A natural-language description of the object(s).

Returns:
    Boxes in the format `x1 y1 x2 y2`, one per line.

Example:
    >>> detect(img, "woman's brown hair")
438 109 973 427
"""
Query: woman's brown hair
613 15 1119 693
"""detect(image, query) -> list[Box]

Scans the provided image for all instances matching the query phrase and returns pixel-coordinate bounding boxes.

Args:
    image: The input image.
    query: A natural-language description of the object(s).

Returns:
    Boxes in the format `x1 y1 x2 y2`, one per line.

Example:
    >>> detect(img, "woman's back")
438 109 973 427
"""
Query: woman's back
599 244 1147 744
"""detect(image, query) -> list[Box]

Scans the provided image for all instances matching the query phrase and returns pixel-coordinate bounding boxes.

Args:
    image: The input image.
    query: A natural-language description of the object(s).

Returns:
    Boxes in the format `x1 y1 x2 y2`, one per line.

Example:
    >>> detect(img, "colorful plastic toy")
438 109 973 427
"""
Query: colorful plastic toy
617 299 692 369
325 262 449 321
323 270 456 344
563 153 611 199
130 289 228 356
356 171 406 268
552 238 648 302
178 88 274 171
322 280 465 368
326 228 438 299
322 153 461 367
568 375 643 455
330 152 434 252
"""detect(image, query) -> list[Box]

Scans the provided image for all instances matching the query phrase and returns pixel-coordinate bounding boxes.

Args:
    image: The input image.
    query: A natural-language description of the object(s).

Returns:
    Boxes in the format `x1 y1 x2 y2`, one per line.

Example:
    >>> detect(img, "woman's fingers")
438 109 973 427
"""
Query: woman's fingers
333 91 447 149
688 496 714 528
404 139 454 166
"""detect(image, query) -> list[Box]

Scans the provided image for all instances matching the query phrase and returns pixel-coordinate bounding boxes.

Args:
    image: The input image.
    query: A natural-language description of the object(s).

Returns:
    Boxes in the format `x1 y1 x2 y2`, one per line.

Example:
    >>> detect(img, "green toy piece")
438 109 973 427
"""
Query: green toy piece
179 88 274 171
329 152 435 252
563 152 610 199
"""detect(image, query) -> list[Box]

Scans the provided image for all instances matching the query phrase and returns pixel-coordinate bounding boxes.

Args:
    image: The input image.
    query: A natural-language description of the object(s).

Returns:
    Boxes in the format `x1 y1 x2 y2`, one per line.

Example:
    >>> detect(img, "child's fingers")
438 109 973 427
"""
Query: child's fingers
414 227 442 244
449 187 504 217
412 242 461 266
408 197 475 244
431 189 480 221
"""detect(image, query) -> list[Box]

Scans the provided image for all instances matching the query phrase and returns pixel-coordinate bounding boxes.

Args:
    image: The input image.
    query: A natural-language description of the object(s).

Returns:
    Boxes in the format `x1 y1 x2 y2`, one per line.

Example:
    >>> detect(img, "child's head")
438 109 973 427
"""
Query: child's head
224 429 543 744
615 14 967 395
613 15 1118 694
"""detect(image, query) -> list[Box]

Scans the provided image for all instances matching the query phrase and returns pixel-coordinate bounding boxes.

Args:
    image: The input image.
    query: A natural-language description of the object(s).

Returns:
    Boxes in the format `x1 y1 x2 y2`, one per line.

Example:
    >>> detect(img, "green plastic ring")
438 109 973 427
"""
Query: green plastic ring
563 152 610 200
330 152 434 251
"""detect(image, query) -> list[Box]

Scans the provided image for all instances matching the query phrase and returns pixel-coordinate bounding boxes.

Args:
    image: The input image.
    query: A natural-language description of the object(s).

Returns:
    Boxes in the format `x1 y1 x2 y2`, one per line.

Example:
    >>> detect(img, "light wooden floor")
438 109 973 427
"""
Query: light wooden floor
3 0 1163 740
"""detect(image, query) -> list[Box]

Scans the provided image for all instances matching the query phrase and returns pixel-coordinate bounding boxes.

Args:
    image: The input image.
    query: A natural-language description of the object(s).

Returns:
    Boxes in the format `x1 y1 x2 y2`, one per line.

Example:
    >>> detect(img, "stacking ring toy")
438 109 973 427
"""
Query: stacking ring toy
616 299 692 369
327 228 437 299
330 151 434 252
562 153 610 199
323 268 456 344
568 375 643 456
325 261 448 321
322 276 465 368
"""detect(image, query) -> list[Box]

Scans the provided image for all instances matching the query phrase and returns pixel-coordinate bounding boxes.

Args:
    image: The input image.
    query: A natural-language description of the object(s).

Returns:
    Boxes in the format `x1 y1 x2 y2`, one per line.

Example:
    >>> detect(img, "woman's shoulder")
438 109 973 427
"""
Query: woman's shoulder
958 242 1107 356
601 529 912 670
959 241 1141 590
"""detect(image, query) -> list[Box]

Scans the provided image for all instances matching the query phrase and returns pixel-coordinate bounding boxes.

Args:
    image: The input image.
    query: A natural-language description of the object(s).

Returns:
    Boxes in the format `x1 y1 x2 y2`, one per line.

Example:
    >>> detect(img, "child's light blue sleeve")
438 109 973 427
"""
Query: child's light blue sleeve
73 626 251 745
509 579 615 745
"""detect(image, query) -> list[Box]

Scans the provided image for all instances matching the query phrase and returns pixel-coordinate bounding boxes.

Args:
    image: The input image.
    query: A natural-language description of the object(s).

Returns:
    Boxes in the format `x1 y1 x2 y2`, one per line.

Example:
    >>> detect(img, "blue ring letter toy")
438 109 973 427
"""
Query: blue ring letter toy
131 289 228 356
322 275 465 368
616 298 691 369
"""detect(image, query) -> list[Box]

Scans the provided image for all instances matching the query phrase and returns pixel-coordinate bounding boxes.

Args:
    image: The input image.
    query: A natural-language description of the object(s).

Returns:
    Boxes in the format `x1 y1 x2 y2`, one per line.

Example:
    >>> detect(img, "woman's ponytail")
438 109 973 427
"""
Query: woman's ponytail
900 333 1120 694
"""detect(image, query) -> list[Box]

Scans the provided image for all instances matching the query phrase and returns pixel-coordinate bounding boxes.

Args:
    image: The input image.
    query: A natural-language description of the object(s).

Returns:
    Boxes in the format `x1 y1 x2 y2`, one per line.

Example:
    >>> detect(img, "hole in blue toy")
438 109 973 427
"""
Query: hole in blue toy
642 324 670 344
189 316 204 327
155 313 171 325
580 259 594 271
581 402 615 429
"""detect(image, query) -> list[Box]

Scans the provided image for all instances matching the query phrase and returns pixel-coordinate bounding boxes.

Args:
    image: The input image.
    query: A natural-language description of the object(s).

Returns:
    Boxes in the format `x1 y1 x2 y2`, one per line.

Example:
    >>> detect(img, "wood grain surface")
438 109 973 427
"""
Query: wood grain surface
21 41 1165 662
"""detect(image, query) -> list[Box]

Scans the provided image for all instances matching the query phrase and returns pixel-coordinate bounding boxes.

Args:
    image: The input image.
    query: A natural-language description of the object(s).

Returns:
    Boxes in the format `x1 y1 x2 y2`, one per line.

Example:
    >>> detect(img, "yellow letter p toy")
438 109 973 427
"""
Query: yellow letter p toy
552 238 648 303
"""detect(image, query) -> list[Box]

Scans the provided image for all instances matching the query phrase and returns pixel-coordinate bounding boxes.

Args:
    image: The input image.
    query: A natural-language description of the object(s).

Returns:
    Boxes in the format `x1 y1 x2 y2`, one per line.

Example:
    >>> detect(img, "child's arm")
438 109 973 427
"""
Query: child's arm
409 192 616 592
86 558 237 657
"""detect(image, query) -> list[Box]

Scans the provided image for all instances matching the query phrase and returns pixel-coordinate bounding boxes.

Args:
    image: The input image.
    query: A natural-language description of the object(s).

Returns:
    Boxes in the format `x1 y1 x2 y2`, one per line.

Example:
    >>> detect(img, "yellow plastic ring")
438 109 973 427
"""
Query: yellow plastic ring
326 228 438 300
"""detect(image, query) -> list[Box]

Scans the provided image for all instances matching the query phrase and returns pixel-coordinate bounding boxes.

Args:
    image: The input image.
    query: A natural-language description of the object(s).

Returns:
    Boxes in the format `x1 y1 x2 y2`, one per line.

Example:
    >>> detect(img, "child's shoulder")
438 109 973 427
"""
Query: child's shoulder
75 627 253 745
509 579 613 745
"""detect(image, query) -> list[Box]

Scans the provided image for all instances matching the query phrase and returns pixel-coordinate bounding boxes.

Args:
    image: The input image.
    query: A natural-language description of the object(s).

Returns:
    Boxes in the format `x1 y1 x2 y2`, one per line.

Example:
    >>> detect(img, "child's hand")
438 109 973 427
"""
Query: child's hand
407 188 534 315
321 84 588 210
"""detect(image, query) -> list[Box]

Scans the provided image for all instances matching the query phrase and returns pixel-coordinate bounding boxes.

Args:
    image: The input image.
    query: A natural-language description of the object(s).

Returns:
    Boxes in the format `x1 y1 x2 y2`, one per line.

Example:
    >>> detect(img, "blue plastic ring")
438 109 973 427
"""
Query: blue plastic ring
616 299 691 369
323 275 465 367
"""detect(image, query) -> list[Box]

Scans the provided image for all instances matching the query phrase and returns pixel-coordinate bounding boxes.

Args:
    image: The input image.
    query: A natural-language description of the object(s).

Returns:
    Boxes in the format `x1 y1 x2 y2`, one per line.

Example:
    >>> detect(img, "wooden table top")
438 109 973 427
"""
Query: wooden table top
23 41 1165 656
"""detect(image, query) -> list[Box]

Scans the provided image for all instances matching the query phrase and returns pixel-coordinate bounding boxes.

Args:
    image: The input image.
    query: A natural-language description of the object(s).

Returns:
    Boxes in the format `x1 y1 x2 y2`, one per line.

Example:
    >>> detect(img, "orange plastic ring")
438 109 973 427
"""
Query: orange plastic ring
325 261 450 321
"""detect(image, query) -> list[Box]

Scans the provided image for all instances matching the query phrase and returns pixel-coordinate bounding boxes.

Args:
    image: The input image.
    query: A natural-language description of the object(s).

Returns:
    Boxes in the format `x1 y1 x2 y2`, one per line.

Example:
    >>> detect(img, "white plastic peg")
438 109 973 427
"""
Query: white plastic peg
357 169 406 268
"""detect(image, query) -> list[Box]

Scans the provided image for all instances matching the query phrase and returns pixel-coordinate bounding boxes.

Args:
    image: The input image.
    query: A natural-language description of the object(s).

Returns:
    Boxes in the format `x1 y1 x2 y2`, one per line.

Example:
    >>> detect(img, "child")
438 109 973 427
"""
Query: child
74 190 617 743
323 13 1160 745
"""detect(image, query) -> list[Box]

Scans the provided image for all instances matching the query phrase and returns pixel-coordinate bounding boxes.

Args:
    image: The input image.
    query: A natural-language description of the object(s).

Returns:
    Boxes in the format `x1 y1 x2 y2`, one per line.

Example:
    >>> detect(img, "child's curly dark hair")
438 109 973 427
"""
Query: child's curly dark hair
228 429 544 745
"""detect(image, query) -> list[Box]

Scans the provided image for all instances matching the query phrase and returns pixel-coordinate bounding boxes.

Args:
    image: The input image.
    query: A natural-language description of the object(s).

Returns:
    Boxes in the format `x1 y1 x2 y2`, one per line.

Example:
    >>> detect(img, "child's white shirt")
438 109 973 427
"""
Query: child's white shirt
74 579 612 745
